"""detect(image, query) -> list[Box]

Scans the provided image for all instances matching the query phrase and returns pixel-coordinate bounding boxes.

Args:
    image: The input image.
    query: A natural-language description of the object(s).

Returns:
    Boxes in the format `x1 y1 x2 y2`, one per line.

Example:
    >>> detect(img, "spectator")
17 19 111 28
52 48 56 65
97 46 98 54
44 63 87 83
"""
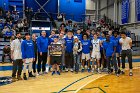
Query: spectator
6 15 13 22
0 19 4 30
11 25 17 36
12 12 19 23
2 45 12 63
3 29 13 41
10 35 15 44
2 26 10 35
23 19 29 32
17 20 24 32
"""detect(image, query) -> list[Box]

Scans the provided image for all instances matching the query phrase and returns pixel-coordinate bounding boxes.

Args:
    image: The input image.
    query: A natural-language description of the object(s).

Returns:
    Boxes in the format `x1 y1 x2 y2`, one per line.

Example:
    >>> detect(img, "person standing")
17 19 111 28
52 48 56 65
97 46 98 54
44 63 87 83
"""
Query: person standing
91 33 102 74
113 31 122 73
49 36 62 75
21 33 35 80
103 34 119 76
81 34 92 72
32 34 38 75
11 33 23 82
64 31 74 72
59 32 65 71
73 36 82 73
119 31 133 76
37 31 49 75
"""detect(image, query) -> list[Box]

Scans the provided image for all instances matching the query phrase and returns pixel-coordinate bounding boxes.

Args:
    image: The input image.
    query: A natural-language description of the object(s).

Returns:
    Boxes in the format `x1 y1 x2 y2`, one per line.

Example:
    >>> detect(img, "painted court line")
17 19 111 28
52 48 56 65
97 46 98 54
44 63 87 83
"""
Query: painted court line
58 74 95 93
74 74 107 93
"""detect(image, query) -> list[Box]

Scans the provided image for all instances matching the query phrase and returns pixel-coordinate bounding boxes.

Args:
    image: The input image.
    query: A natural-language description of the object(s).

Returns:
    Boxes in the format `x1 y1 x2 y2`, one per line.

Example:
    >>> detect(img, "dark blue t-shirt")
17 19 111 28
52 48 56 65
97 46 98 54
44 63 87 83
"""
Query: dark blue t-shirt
103 40 117 57
81 40 91 54
65 37 74 53
112 36 121 53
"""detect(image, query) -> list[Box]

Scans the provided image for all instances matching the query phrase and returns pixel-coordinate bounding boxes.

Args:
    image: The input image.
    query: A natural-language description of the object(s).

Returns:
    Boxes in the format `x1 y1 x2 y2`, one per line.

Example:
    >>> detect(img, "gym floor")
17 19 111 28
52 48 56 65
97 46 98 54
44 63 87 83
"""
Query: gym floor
0 57 140 93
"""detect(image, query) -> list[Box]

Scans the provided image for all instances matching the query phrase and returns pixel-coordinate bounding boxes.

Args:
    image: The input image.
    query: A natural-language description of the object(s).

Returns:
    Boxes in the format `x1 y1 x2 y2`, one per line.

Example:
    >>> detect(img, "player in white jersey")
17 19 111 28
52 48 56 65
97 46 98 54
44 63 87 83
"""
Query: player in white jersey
91 33 102 73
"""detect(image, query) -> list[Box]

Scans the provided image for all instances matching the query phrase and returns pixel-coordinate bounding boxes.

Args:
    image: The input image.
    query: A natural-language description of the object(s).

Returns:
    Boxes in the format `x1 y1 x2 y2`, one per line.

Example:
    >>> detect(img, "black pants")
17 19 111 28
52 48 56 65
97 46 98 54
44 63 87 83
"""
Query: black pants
65 52 74 68
100 50 107 68
2 54 12 62
37 52 47 73
12 59 23 77
121 49 133 69
106 56 118 72
32 53 37 73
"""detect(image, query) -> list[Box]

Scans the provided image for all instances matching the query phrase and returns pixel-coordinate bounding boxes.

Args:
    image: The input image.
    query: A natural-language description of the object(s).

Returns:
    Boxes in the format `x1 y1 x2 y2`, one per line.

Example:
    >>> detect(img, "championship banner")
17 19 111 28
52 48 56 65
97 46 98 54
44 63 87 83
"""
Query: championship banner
74 0 82 2
136 0 140 21
121 0 130 24
49 44 62 56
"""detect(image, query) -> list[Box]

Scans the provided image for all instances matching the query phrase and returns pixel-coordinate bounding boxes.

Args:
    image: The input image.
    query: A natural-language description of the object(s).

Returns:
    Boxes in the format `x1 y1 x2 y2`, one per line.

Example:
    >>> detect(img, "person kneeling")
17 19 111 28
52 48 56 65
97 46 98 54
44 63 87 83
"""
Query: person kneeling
21 33 35 80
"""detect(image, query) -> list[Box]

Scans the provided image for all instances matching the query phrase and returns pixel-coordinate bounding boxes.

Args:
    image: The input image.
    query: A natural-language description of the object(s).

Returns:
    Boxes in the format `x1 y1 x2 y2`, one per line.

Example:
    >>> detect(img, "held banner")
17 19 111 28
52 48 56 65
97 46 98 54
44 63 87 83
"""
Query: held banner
121 0 130 24
49 44 62 56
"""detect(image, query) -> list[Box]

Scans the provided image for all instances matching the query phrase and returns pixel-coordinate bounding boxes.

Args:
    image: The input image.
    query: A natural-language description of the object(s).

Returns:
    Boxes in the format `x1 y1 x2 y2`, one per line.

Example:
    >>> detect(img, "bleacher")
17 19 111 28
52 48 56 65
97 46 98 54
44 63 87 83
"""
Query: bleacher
0 31 27 63
0 38 10 62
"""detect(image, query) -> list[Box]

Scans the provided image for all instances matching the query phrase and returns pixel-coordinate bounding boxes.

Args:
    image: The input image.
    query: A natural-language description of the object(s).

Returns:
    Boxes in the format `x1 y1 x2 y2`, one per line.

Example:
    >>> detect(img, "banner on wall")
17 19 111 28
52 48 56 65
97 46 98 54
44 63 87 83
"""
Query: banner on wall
74 0 82 2
121 0 130 24
136 0 140 21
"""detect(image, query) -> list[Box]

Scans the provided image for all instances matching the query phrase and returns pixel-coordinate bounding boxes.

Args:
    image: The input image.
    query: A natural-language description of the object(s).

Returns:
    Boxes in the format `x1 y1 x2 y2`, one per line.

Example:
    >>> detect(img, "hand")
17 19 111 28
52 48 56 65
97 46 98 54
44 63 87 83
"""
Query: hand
33 58 35 62
11 55 14 60
48 46 51 49
104 55 106 59
22 59 26 63
77 50 81 52
112 53 115 57
40 52 42 56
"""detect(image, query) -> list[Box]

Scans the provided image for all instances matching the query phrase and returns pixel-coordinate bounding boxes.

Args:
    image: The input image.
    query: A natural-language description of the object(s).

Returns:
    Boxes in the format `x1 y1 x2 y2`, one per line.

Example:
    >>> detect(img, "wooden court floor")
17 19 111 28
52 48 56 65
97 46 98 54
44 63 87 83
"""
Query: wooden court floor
0 60 140 93
77 68 140 93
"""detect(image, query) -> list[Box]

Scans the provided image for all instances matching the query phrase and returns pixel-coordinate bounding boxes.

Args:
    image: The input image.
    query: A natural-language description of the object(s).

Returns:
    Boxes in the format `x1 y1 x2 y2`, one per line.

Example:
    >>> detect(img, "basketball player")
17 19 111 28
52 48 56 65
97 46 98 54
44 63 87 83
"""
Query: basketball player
81 34 92 72
113 31 121 73
91 33 102 74
119 31 133 76
21 33 35 80
103 34 119 76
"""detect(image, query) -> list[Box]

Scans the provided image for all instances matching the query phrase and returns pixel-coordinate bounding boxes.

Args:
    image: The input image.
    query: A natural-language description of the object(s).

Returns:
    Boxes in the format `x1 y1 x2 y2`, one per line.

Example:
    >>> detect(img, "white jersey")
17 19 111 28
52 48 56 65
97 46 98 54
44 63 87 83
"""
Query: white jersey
91 39 100 52
11 39 23 60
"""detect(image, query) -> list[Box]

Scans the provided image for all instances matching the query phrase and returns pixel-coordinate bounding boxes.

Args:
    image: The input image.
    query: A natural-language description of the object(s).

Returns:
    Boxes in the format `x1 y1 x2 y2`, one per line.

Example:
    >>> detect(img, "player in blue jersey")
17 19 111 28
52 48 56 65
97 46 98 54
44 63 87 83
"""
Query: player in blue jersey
64 31 74 72
81 34 92 72
113 31 122 73
103 34 119 76
21 33 35 80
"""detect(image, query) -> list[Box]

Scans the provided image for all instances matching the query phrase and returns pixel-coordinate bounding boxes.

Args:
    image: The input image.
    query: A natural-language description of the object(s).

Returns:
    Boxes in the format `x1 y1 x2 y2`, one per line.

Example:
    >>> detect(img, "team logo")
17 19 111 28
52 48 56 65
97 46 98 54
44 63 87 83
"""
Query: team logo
0 76 12 86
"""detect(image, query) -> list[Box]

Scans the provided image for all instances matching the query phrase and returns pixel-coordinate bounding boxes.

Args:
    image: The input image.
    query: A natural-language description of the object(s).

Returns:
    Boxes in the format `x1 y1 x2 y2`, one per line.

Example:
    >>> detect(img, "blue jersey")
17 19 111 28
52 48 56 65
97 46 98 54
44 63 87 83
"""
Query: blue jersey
65 37 74 53
81 40 91 54
75 34 82 41
112 36 121 53
49 35 57 43
0 23 4 29
21 40 35 59
110 35 115 40
103 40 117 57
37 36 49 53
99 36 106 50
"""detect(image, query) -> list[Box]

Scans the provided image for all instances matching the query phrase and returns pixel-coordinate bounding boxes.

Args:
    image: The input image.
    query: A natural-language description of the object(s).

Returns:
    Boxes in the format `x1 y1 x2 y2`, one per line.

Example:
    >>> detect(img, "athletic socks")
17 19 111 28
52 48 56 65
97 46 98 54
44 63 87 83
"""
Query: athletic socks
23 73 27 80
130 69 132 73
